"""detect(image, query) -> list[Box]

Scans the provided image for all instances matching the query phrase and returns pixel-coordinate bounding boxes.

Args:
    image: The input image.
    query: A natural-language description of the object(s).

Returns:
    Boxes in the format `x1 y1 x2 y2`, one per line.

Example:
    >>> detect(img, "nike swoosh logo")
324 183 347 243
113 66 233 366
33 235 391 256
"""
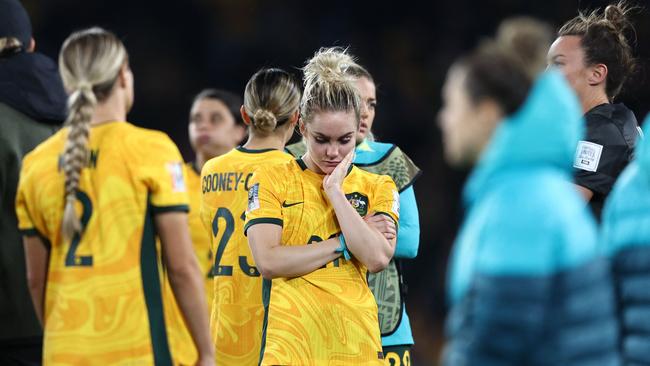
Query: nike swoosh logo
282 201 304 208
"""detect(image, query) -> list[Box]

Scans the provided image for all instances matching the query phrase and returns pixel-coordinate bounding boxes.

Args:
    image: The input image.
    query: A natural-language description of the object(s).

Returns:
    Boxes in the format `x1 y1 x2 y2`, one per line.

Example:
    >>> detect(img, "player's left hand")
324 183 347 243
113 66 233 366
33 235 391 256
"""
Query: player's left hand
323 150 354 196
364 213 396 240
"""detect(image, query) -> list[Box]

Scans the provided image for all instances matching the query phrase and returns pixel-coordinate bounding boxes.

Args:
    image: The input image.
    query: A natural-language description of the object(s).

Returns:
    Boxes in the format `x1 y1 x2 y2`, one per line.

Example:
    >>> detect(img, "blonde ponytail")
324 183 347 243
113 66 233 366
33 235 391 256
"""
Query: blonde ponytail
58 27 127 240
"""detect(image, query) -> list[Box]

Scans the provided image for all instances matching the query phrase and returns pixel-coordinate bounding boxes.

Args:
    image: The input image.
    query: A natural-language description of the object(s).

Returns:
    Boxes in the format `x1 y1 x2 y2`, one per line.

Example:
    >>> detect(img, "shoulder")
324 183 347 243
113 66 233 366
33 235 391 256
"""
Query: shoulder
471 174 598 275
21 128 67 167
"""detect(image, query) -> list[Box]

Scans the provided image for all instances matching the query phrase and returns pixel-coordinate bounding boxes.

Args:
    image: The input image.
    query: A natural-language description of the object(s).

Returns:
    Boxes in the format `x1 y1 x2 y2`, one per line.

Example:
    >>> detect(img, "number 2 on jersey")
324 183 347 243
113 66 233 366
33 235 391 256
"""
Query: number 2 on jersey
210 207 260 277
65 190 94 267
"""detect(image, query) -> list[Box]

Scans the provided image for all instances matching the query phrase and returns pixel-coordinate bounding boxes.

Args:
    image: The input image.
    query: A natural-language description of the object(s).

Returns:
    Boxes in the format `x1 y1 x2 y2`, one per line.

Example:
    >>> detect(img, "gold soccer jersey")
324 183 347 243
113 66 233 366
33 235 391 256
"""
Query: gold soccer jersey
200 147 293 365
245 158 400 366
15 121 189 365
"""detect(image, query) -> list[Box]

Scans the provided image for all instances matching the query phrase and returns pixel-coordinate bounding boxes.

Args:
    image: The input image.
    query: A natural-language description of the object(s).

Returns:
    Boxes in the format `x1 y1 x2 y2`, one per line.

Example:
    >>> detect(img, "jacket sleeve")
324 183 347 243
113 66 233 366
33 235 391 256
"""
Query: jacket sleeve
394 186 419 259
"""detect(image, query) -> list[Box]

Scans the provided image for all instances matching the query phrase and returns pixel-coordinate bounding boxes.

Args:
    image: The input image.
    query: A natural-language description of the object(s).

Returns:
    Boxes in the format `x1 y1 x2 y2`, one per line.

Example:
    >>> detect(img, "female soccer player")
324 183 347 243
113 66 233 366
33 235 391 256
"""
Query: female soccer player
439 18 619 364
548 2 641 220
286 57 421 364
15 28 214 365
246 47 399 365
187 88 246 300
200 68 300 365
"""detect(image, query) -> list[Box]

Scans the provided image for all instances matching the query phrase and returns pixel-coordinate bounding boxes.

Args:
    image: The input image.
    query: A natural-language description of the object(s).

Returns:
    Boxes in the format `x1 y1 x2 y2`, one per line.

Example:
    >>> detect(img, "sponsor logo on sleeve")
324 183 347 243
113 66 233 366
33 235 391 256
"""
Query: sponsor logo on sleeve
573 141 603 172
167 162 186 192
247 183 260 212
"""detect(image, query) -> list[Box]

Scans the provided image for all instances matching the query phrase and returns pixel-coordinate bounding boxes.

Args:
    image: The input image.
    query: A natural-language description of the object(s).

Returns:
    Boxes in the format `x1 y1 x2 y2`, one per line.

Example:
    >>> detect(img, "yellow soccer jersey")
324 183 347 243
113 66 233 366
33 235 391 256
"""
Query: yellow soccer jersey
244 158 400 366
186 162 213 306
15 121 190 366
200 146 294 366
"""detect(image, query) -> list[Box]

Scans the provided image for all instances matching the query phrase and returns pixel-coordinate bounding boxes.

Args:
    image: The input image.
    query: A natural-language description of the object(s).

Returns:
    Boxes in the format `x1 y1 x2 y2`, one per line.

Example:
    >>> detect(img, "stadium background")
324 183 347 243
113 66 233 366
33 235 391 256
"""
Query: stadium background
22 0 650 363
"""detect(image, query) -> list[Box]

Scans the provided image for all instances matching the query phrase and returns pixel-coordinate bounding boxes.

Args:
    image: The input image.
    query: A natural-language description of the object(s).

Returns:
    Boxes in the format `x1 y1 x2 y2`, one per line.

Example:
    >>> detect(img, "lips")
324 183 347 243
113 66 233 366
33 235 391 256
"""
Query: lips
323 161 340 167
196 135 211 145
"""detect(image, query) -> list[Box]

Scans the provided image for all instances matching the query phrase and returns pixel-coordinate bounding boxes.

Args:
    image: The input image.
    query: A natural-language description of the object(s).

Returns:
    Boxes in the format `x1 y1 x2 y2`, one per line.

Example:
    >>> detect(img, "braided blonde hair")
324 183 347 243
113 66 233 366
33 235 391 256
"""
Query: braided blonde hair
58 27 127 240
301 47 362 125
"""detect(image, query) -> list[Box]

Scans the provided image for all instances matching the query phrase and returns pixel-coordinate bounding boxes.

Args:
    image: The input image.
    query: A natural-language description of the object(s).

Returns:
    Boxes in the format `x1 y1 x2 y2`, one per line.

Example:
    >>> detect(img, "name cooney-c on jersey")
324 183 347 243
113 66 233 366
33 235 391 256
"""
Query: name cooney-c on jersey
57 149 100 172
202 171 254 194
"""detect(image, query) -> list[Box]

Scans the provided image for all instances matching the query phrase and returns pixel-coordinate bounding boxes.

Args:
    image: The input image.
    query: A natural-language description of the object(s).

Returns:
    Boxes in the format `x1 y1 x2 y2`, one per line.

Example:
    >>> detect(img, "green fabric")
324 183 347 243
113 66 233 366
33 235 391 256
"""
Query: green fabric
0 103 58 341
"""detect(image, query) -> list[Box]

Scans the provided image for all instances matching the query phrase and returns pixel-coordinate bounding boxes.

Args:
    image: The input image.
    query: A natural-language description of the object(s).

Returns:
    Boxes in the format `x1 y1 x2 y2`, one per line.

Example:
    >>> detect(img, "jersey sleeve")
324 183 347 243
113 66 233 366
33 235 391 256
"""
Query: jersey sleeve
15 156 45 238
243 167 283 235
574 118 632 195
137 133 190 213
371 175 400 226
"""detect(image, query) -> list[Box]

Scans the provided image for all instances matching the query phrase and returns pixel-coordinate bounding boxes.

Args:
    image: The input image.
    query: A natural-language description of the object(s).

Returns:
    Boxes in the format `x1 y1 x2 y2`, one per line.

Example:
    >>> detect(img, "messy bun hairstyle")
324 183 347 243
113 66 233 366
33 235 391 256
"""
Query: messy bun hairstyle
455 17 553 115
558 1 638 100
243 68 301 134
300 47 362 125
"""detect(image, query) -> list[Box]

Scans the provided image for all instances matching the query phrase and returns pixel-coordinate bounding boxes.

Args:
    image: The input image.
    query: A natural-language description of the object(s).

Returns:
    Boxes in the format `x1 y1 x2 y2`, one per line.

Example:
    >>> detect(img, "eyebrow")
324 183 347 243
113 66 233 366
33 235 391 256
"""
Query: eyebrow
313 131 355 139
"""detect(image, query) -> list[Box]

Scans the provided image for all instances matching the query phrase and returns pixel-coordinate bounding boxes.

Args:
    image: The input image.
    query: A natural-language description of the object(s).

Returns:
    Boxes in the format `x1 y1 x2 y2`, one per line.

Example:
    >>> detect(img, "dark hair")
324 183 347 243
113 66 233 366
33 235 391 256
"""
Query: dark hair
457 17 553 115
192 88 244 126
558 1 638 100
243 68 301 134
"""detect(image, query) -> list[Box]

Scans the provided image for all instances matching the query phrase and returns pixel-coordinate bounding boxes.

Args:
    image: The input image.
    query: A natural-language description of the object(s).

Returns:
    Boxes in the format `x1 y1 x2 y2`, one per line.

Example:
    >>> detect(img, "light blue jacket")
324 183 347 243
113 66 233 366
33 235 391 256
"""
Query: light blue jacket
445 70 619 365
601 116 650 366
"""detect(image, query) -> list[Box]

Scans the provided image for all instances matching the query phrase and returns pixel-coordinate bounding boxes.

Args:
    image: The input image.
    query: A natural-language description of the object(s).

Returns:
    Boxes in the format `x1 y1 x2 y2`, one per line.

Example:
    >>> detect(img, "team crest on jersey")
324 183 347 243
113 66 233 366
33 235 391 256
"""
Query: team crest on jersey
346 192 369 216
248 183 260 212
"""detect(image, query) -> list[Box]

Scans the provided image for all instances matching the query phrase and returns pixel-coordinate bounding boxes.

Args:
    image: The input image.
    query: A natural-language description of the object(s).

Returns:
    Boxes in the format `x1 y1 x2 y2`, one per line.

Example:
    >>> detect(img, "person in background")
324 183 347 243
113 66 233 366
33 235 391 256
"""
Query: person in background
286 56 421 365
0 0 67 364
16 27 214 365
439 18 619 365
187 88 246 305
200 68 299 365
600 114 650 366
548 2 641 220
164 88 247 364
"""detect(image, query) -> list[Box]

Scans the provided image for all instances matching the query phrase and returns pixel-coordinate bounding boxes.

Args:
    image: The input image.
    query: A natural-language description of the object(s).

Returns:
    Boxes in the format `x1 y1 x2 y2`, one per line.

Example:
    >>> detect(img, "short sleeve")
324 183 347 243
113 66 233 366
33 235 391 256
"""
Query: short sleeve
574 118 632 195
243 167 283 235
15 173 37 236
371 175 400 226
138 133 189 213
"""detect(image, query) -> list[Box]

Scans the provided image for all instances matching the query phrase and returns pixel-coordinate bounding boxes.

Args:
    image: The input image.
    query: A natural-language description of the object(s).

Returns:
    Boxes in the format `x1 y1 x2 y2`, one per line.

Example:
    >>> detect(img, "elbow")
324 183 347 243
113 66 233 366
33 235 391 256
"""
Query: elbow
257 261 280 280
366 254 391 273
26 272 45 294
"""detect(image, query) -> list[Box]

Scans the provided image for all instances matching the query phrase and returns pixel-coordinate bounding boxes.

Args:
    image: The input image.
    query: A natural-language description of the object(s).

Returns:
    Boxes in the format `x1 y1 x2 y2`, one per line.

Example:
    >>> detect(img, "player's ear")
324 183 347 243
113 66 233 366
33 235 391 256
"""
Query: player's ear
240 106 252 126
298 119 306 136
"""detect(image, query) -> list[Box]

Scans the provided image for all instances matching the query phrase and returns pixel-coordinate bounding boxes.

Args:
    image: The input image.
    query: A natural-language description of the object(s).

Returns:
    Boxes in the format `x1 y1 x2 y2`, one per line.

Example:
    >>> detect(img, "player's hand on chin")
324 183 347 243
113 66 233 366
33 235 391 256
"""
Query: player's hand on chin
323 150 354 197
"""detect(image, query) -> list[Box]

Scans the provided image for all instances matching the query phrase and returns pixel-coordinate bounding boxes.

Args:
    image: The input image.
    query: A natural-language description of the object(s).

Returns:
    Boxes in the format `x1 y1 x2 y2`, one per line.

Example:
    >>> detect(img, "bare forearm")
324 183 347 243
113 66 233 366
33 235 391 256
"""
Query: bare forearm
254 238 341 279
167 261 214 358
328 190 394 271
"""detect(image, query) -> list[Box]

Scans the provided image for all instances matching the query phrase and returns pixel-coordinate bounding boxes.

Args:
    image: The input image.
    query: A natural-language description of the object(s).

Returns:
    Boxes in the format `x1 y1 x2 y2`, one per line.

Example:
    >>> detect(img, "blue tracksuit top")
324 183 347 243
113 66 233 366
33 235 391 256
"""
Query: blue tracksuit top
444 70 620 366
601 116 650 366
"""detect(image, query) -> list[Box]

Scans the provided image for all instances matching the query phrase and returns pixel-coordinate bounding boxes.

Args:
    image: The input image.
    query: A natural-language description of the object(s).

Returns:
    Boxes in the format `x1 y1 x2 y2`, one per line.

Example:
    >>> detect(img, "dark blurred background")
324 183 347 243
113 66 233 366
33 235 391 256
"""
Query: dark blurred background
23 0 650 364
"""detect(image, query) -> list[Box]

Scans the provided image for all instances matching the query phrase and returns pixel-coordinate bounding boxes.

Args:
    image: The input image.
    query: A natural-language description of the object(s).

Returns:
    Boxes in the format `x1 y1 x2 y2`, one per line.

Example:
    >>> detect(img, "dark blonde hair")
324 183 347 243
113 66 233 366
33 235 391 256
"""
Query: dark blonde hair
300 47 362 125
58 27 127 240
457 17 553 115
558 1 638 100
243 68 301 134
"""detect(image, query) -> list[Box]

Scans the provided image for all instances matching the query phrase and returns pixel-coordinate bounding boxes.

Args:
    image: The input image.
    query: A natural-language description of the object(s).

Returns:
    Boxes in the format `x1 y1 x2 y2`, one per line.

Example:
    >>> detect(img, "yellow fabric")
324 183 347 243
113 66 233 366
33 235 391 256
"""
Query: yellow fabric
15 121 190 365
200 148 293 366
245 158 399 366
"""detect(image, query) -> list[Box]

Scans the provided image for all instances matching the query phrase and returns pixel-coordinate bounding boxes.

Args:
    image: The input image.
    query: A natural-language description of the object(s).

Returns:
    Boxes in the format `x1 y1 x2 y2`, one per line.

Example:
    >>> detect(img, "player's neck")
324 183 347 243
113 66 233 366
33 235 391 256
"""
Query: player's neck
243 134 285 151
90 96 127 125
581 89 609 114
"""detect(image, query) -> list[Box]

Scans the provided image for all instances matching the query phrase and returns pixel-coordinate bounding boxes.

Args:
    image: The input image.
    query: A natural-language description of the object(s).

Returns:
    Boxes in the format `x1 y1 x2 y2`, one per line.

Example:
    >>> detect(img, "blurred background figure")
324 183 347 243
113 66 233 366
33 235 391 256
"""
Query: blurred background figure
15 27 214 365
439 18 619 365
548 2 641 220
600 114 650 366
187 88 246 306
0 0 66 364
